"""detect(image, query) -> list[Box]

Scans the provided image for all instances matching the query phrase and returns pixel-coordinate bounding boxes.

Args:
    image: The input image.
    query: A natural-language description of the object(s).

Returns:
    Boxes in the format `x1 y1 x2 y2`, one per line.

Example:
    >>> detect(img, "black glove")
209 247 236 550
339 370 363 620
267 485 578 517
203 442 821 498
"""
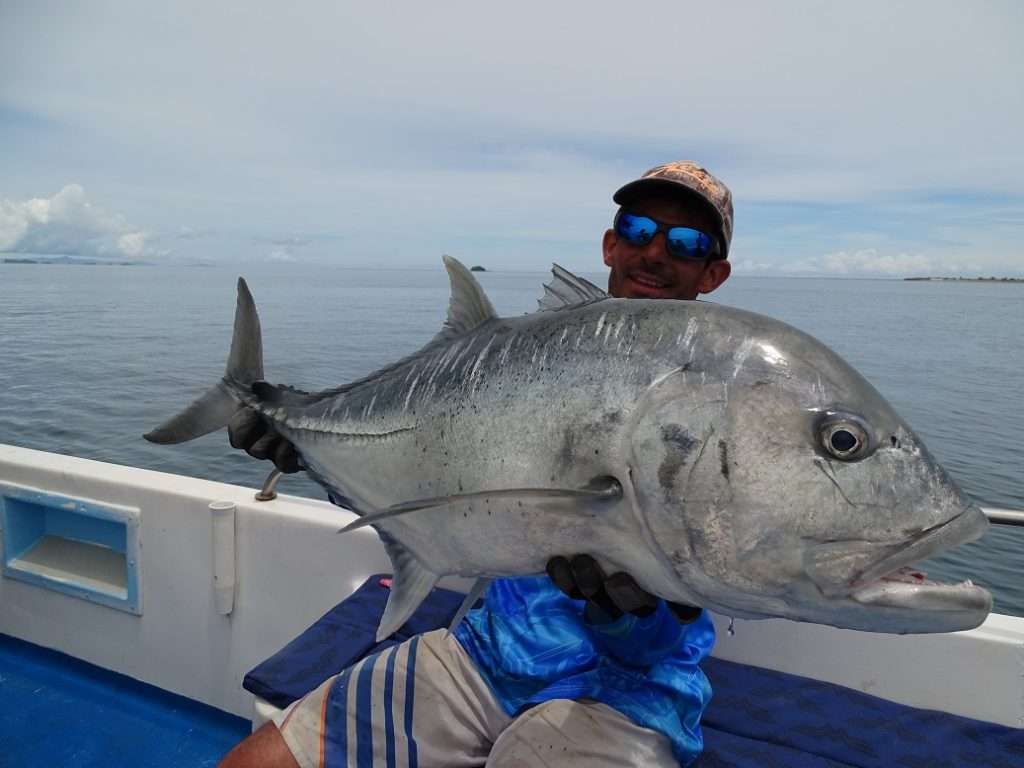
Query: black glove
228 409 301 474
546 554 702 624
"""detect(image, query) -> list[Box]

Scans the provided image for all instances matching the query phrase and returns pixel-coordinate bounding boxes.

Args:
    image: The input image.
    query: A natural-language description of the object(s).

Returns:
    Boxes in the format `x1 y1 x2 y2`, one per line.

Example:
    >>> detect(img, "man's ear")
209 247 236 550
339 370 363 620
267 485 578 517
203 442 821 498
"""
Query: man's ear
698 260 731 294
602 229 616 267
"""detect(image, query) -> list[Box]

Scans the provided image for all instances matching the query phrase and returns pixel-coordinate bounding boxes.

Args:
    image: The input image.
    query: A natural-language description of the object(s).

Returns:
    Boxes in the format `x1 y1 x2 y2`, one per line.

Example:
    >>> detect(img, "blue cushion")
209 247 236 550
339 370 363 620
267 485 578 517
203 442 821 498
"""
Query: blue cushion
700 655 1024 767
243 575 465 709
244 577 1024 766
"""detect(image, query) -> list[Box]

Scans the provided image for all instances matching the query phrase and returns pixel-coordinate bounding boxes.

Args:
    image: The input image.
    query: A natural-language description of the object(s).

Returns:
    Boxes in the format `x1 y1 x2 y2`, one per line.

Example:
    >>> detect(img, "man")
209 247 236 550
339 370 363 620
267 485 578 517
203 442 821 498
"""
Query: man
221 161 733 768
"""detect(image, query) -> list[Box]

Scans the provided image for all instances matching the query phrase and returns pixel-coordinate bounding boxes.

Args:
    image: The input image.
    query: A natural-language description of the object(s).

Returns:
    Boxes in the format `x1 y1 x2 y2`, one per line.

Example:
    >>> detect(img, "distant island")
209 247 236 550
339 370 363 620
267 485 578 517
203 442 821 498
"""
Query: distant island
470 265 486 272
904 276 1023 283
2 256 143 266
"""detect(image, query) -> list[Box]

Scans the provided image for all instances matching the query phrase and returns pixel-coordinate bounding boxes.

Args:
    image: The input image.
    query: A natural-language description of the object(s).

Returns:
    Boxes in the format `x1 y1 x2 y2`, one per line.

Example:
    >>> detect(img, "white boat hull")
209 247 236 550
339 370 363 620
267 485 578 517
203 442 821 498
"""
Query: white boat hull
1 443 1021 728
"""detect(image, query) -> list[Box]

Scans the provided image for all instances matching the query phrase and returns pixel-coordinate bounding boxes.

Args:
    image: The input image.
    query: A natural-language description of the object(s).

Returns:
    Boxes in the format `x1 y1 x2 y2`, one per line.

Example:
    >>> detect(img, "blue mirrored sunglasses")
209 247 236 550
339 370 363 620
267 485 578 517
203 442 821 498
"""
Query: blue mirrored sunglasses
614 211 719 261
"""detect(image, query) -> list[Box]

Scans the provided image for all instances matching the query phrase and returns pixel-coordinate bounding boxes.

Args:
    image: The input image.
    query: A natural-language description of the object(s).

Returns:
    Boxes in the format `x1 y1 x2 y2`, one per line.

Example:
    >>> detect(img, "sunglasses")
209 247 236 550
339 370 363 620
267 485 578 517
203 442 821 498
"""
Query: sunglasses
614 211 719 261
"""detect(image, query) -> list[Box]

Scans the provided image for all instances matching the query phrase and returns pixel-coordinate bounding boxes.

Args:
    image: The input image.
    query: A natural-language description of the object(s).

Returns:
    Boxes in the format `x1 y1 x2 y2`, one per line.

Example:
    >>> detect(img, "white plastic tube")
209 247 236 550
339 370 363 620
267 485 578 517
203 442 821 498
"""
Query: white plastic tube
210 500 237 615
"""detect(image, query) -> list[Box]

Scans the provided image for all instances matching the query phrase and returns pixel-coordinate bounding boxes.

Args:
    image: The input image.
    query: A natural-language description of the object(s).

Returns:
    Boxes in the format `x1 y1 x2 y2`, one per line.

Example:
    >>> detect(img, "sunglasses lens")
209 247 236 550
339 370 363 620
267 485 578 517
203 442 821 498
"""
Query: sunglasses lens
666 228 714 261
616 212 717 261
616 213 657 245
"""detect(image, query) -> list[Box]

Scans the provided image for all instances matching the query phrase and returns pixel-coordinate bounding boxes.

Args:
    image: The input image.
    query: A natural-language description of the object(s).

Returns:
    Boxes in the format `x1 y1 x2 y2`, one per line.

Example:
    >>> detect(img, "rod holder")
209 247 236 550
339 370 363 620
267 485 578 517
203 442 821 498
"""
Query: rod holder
255 469 283 502
209 500 236 615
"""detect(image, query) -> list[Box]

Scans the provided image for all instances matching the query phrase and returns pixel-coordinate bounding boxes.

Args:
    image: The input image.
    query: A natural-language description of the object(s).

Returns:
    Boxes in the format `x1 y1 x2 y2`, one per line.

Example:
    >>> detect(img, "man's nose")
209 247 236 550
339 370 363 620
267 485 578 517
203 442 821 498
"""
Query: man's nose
638 232 670 263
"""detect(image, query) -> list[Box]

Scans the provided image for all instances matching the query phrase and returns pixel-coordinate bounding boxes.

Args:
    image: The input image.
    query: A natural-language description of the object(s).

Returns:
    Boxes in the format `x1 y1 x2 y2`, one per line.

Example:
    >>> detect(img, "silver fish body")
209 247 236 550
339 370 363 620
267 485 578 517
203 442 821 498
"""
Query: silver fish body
147 258 991 639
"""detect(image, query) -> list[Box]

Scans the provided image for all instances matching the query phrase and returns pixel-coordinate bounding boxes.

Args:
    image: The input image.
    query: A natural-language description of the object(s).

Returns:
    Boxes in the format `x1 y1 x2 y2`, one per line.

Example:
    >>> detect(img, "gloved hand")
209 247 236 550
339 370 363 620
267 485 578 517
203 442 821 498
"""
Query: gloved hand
228 409 301 474
546 554 702 624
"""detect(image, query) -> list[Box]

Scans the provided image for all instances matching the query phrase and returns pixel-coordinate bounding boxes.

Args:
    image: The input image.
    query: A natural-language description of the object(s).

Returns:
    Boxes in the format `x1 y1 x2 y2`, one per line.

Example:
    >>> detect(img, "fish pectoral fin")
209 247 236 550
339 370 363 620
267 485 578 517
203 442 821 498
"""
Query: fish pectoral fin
377 534 441 642
446 577 491 637
538 263 609 311
336 478 623 534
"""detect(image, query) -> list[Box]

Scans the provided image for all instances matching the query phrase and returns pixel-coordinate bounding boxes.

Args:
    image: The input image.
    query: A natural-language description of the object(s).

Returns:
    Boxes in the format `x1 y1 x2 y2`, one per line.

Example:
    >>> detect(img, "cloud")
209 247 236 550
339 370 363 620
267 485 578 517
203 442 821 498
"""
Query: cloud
0 184 153 259
820 250 932 276
257 235 313 248
780 249 963 277
266 249 297 262
175 226 217 240
730 258 779 275
260 234 315 263
1 3 1021 272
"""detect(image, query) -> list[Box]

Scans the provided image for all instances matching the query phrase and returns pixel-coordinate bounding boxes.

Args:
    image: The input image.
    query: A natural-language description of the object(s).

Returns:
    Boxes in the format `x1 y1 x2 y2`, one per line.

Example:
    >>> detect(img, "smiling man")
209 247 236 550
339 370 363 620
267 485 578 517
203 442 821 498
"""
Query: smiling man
220 161 735 768
604 161 732 300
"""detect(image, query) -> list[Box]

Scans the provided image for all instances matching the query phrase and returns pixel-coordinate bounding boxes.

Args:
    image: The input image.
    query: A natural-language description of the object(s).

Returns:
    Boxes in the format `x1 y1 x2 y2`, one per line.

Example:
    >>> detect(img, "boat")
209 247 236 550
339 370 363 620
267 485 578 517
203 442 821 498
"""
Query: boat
1 441 1022 765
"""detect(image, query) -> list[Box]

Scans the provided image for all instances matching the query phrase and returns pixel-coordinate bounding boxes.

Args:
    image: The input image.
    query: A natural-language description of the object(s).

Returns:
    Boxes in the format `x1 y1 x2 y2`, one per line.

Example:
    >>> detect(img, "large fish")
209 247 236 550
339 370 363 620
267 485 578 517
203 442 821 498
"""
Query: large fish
146 257 991 640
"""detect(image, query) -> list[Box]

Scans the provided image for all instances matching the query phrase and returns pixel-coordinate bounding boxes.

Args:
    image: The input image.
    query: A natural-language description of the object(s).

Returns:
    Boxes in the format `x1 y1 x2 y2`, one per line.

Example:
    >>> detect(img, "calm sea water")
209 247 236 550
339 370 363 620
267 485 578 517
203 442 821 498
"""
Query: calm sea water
2 263 1022 615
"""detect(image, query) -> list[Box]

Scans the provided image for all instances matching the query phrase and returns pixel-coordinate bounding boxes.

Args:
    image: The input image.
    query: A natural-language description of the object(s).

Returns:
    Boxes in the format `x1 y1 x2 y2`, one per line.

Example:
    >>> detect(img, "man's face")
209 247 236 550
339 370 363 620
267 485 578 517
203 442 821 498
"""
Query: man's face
603 195 731 300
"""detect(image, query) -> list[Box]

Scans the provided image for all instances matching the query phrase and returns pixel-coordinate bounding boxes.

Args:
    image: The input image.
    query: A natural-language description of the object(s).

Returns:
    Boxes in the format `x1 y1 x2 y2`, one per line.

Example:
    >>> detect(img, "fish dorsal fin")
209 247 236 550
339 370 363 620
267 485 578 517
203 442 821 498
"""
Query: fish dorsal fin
306 257 496 402
538 263 608 311
437 255 498 340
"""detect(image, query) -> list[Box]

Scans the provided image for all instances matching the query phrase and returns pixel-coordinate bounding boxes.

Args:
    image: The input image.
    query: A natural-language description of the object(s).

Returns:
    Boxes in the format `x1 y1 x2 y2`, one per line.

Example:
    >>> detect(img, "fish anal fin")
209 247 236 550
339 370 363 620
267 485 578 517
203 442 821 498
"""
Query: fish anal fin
377 534 441 642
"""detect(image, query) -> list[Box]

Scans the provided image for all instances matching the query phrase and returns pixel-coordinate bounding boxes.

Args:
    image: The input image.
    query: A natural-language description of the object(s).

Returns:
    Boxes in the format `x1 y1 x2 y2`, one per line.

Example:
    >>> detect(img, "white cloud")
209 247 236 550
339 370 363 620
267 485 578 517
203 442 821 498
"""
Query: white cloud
259 236 312 248
0 185 153 259
266 249 296 263
730 258 779 275
781 249 960 277
175 226 216 241
823 249 932 276
1 3 1021 271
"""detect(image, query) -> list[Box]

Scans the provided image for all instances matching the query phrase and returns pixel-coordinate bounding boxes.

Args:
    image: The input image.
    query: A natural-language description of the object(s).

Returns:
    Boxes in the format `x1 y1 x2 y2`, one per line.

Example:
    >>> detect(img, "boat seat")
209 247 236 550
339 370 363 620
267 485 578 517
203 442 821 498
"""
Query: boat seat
244 575 466 710
244 576 1024 767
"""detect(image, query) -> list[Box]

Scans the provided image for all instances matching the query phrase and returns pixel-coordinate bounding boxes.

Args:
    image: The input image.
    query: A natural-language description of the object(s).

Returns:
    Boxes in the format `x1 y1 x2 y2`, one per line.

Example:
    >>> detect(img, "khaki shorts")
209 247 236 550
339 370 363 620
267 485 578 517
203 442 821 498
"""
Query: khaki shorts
272 629 677 767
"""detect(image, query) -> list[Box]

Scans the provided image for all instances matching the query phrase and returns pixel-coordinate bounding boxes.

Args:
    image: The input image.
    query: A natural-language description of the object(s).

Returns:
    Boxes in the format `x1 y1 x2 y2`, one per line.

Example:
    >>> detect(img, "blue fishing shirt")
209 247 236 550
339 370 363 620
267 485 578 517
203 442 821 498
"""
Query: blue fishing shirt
453 576 715 766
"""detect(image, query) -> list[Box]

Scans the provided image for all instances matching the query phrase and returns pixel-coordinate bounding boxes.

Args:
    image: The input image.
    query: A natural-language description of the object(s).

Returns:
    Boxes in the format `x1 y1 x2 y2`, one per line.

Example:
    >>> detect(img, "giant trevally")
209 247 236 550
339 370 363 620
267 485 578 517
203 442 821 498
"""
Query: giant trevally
146 257 991 640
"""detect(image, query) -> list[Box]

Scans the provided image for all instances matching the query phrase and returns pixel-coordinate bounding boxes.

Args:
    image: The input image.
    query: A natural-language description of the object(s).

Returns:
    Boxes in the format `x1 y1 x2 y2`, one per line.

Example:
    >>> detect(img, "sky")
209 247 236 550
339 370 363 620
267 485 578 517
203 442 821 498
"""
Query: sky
1 1 1022 276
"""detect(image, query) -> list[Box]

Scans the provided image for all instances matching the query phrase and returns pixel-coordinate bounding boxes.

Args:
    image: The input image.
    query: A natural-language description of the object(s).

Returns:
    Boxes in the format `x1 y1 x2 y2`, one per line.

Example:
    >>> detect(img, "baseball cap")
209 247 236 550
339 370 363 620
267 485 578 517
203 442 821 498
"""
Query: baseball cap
613 161 734 259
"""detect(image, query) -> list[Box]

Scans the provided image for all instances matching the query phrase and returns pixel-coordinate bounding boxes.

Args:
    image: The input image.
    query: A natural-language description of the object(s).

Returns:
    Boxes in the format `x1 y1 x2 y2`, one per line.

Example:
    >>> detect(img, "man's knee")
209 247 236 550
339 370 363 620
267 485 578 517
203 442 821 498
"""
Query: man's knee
487 699 676 768
218 722 299 768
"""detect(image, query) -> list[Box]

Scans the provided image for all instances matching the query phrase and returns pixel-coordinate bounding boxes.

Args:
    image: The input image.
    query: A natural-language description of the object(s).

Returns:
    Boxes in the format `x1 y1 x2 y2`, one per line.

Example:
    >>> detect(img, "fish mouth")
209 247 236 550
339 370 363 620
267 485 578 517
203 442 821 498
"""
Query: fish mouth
847 506 991 616
848 567 991 615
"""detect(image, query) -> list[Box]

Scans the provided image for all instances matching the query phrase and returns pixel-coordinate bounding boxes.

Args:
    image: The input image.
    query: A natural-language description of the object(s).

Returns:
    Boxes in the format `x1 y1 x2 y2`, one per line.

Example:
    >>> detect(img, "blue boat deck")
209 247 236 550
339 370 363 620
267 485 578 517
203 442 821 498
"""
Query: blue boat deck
0 633 249 767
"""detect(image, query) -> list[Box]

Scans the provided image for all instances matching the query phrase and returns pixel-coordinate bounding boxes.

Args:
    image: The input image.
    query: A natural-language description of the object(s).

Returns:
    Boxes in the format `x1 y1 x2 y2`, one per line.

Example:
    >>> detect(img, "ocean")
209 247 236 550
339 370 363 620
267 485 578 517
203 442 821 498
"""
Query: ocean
2 262 1022 615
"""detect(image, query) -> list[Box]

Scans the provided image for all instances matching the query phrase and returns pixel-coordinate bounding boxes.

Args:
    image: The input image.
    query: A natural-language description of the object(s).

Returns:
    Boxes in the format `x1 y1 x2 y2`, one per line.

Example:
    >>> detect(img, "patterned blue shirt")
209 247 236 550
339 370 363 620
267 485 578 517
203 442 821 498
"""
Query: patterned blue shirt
453 576 715 766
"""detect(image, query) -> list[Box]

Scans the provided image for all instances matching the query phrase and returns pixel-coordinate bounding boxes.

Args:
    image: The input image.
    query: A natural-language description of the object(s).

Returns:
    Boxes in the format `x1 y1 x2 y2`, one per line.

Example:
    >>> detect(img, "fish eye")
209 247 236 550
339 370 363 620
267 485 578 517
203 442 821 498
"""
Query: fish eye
818 416 871 461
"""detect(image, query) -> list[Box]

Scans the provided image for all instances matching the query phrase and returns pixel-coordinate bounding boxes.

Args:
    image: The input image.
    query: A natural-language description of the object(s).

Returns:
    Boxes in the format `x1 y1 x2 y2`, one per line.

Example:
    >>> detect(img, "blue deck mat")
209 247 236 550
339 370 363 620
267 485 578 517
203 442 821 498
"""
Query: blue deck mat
246 575 1024 768
0 633 250 767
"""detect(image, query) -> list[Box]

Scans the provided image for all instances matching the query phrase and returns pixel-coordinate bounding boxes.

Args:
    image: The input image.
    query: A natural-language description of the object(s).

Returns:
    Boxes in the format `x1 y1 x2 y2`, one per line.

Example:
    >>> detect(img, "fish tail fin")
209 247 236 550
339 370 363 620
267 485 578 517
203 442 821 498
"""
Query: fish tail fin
225 277 264 387
144 278 264 445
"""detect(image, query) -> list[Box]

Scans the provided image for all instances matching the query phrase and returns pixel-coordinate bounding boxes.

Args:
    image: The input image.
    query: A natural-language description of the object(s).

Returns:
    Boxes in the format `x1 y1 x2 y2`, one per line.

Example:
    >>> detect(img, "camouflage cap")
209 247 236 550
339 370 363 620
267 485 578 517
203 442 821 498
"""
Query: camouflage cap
613 161 734 259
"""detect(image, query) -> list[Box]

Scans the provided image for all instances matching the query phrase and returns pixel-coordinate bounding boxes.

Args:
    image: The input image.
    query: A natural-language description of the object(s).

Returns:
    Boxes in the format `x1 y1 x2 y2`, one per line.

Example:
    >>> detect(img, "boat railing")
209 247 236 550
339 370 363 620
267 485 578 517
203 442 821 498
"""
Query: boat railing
983 506 1024 526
